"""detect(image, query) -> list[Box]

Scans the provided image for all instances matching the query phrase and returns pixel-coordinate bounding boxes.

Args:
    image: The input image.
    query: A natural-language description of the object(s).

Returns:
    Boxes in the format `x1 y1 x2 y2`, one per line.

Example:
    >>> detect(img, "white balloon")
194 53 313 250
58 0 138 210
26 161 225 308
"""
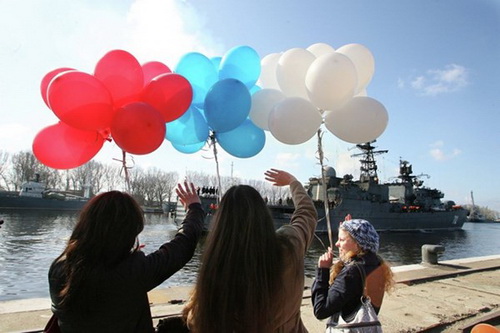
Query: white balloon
268 97 322 145
324 96 388 144
305 52 357 111
258 53 281 89
336 43 375 94
249 89 286 131
306 43 336 57
355 88 367 97
276 48 316 99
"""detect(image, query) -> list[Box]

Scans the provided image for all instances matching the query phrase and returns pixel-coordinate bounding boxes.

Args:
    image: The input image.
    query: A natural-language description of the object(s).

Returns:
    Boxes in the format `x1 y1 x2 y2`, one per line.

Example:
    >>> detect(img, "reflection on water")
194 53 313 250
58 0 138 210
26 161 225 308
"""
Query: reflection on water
1 210 499 301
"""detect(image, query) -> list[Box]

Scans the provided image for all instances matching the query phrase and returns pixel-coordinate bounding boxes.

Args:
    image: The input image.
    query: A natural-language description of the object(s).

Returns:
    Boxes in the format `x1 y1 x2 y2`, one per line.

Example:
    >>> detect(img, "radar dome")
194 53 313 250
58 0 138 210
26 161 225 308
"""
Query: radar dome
324 166 336 178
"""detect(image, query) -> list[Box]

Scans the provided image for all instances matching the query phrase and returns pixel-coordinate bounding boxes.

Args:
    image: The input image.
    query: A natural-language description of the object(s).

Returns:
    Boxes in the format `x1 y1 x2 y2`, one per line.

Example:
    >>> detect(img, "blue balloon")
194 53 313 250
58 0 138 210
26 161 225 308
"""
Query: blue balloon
166 106 209 145
216 118 266 158
210 56 221 70
204 79 251 133
219 46 261 89
249 85 261 95
175 52 218 107
172 140 206 154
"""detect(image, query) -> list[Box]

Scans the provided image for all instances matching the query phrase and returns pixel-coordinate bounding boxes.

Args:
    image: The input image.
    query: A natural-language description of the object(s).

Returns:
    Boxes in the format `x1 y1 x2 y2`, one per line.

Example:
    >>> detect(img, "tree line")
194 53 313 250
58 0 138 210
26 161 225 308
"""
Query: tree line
0 150 290 208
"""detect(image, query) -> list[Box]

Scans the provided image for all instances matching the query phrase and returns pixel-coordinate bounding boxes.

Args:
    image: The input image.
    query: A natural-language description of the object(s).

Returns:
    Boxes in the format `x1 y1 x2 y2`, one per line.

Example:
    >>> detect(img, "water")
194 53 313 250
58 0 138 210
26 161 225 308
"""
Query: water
1 210 500 302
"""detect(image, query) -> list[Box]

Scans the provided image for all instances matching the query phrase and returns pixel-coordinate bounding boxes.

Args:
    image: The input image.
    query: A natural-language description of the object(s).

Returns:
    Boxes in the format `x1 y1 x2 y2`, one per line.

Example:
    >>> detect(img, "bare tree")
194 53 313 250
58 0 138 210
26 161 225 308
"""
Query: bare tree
0 150 11 190
102 163 124 191
138 168 179 206
153 169 178 204
65 161 109 195
143 168 159 205
185 170 212 186
10 151 40 189
128 166 146 204
39 167 63 190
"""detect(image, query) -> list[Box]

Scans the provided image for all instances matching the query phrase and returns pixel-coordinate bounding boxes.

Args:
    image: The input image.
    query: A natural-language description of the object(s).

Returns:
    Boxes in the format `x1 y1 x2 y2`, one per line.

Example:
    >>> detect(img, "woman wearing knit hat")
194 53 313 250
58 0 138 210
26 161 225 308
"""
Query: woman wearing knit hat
311 217 394 331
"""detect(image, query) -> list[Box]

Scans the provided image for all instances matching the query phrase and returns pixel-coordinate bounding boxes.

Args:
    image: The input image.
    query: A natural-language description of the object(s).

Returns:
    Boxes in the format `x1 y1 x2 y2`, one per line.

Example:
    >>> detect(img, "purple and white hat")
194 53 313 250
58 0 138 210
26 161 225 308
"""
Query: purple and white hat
340 219 379 253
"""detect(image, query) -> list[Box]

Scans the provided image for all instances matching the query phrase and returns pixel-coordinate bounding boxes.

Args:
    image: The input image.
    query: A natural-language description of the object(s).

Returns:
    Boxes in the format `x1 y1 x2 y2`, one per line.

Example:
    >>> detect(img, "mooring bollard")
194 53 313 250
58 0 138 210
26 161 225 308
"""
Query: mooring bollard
421 244 445 265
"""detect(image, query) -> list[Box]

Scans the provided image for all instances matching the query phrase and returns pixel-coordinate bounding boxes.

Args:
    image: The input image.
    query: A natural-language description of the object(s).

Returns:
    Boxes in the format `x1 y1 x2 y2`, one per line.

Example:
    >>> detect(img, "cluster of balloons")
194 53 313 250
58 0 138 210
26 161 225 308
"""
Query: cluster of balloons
33 42 389 171
167 45 265 158
34 50 192 169
251 42 389 145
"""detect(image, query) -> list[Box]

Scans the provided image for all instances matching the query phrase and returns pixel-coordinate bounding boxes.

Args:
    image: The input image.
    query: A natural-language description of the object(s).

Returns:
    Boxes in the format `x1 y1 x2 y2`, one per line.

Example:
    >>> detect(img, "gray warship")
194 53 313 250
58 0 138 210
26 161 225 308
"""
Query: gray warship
273 142 467 232
175 142 467 232
0 174 88 211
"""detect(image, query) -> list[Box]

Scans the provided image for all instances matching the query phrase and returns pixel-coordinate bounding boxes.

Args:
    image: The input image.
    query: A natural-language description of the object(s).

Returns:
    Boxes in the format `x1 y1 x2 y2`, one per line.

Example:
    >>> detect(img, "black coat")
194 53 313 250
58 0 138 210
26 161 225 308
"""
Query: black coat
311 251 382 324
49 203 204 333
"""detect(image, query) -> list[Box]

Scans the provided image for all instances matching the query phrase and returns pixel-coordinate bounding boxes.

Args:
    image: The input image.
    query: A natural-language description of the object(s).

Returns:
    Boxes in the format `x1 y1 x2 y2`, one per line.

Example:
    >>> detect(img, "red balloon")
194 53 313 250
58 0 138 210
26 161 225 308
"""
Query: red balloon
40 67 75 107
47 70 115 131
142 61 171 87
33 122 105 169
142 73 193 122
110 102 166 155
94 50 144 108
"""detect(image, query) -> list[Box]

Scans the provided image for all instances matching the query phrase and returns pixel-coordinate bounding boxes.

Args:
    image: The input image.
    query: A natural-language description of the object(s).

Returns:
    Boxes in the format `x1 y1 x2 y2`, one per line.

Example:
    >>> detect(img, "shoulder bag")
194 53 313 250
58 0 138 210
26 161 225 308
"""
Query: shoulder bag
326 263 383 333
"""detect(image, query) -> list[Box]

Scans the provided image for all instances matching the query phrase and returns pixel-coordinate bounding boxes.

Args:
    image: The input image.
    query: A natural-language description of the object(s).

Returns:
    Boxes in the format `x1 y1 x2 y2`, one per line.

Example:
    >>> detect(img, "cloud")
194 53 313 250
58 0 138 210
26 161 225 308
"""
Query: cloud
126 0 224 64
275 152 302 168
429 141 462 161
0 0 226 157
0 123 33 152
403 64 469 96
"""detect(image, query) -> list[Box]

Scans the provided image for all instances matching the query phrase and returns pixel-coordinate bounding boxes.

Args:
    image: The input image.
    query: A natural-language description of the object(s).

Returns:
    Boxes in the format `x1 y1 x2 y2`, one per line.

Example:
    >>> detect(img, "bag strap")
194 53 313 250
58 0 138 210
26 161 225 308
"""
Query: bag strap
353 262 368 297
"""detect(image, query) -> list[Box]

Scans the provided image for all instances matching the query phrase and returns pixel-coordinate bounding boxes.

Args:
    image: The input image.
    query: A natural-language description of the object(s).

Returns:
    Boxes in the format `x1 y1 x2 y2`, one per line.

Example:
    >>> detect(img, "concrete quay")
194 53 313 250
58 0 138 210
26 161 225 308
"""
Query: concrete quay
1 254 499 333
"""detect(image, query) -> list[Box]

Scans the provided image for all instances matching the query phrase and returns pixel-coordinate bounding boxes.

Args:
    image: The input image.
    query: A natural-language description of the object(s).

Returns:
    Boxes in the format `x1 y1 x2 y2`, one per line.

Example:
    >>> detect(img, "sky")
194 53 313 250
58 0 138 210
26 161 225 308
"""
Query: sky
0 0 499 211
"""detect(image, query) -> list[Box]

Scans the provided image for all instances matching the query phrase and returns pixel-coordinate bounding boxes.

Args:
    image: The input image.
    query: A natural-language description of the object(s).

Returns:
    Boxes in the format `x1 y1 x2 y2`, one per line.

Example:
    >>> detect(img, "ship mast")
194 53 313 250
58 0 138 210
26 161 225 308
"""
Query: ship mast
351 141 388 183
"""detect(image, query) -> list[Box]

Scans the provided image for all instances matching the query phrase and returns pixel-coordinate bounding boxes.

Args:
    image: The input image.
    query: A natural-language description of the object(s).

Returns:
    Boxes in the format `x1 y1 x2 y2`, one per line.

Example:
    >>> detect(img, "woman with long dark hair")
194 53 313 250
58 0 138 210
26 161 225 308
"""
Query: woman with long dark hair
183 168 318 332
49 182 204 332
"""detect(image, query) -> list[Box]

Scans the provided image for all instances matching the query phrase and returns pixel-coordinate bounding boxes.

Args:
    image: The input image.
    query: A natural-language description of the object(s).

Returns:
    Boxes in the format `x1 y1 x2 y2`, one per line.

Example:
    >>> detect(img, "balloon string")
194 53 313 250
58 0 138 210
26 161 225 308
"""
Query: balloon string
210 132 222 205
113 150 132 193
317 129 333 248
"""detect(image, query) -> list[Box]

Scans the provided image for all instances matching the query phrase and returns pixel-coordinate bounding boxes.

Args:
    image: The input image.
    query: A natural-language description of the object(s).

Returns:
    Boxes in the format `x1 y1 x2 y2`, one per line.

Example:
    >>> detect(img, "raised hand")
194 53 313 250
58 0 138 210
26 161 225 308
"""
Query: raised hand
264 168 297 187
317 247 335 268
176 181 201 210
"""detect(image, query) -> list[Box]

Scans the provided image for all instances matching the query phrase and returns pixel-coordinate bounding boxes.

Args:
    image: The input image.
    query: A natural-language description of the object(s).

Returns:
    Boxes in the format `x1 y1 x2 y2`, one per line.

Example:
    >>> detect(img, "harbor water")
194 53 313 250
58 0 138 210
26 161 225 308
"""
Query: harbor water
1 210 499 302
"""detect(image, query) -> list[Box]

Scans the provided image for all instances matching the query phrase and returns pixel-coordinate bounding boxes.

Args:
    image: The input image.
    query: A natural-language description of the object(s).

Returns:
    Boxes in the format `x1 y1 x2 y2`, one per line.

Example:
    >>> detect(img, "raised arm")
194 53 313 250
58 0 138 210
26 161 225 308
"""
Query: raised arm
141 181 204 290
265 168 317 252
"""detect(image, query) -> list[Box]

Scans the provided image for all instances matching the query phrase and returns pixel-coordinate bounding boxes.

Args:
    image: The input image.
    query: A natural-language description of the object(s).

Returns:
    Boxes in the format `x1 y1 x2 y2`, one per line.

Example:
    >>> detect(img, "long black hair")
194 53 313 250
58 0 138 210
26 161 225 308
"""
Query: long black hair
56 191 144 309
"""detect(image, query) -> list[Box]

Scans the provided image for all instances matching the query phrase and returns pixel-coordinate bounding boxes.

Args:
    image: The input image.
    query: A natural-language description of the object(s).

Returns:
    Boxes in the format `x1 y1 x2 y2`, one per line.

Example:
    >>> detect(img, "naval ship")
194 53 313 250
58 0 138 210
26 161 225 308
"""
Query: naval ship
175 142 467 232
0 174 88 211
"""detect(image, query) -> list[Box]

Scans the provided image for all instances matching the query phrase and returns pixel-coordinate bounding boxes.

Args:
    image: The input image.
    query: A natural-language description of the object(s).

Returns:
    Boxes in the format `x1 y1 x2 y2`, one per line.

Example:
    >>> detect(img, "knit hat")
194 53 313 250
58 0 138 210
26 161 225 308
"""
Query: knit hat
340 219 379 253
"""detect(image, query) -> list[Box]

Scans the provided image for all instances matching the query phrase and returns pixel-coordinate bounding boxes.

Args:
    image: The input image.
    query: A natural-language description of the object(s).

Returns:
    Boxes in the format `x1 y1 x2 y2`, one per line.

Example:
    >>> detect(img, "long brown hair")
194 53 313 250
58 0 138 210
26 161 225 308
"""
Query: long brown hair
185 185 284 332
56 191 144 310
330 238 394 294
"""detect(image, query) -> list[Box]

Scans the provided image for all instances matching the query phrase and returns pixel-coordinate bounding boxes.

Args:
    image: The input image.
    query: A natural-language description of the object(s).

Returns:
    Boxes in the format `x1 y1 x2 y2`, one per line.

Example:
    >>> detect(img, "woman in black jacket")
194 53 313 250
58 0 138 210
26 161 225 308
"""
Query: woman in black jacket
311 218 394 329
48 182 204 332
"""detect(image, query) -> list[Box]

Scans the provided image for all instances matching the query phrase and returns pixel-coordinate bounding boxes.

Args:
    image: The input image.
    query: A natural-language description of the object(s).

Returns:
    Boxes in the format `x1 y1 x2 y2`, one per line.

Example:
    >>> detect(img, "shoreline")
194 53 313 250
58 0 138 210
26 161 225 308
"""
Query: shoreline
1 254 499 332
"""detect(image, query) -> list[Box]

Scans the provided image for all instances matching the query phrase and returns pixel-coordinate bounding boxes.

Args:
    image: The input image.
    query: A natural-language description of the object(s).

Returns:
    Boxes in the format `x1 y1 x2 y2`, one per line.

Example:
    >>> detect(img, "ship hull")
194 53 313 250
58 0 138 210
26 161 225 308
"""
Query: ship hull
177 197 467 233
0 194 87 211
271 200 466 232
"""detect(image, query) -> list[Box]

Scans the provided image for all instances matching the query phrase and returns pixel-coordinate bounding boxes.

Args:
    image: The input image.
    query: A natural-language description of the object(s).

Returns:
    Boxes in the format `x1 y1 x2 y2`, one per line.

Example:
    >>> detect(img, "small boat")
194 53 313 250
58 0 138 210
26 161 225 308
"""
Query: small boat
0 174 89 211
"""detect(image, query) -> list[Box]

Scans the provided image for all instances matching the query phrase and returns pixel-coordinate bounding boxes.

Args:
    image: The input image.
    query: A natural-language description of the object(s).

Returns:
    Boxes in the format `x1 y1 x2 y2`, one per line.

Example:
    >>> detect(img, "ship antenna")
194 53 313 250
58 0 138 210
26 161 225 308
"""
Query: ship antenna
351 140 388 183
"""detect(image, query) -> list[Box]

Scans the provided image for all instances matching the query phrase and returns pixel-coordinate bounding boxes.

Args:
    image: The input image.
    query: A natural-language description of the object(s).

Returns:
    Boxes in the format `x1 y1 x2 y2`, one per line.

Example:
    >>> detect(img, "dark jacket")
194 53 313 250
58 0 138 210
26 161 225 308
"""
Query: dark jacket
49 203 204 333
311 251 382 324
